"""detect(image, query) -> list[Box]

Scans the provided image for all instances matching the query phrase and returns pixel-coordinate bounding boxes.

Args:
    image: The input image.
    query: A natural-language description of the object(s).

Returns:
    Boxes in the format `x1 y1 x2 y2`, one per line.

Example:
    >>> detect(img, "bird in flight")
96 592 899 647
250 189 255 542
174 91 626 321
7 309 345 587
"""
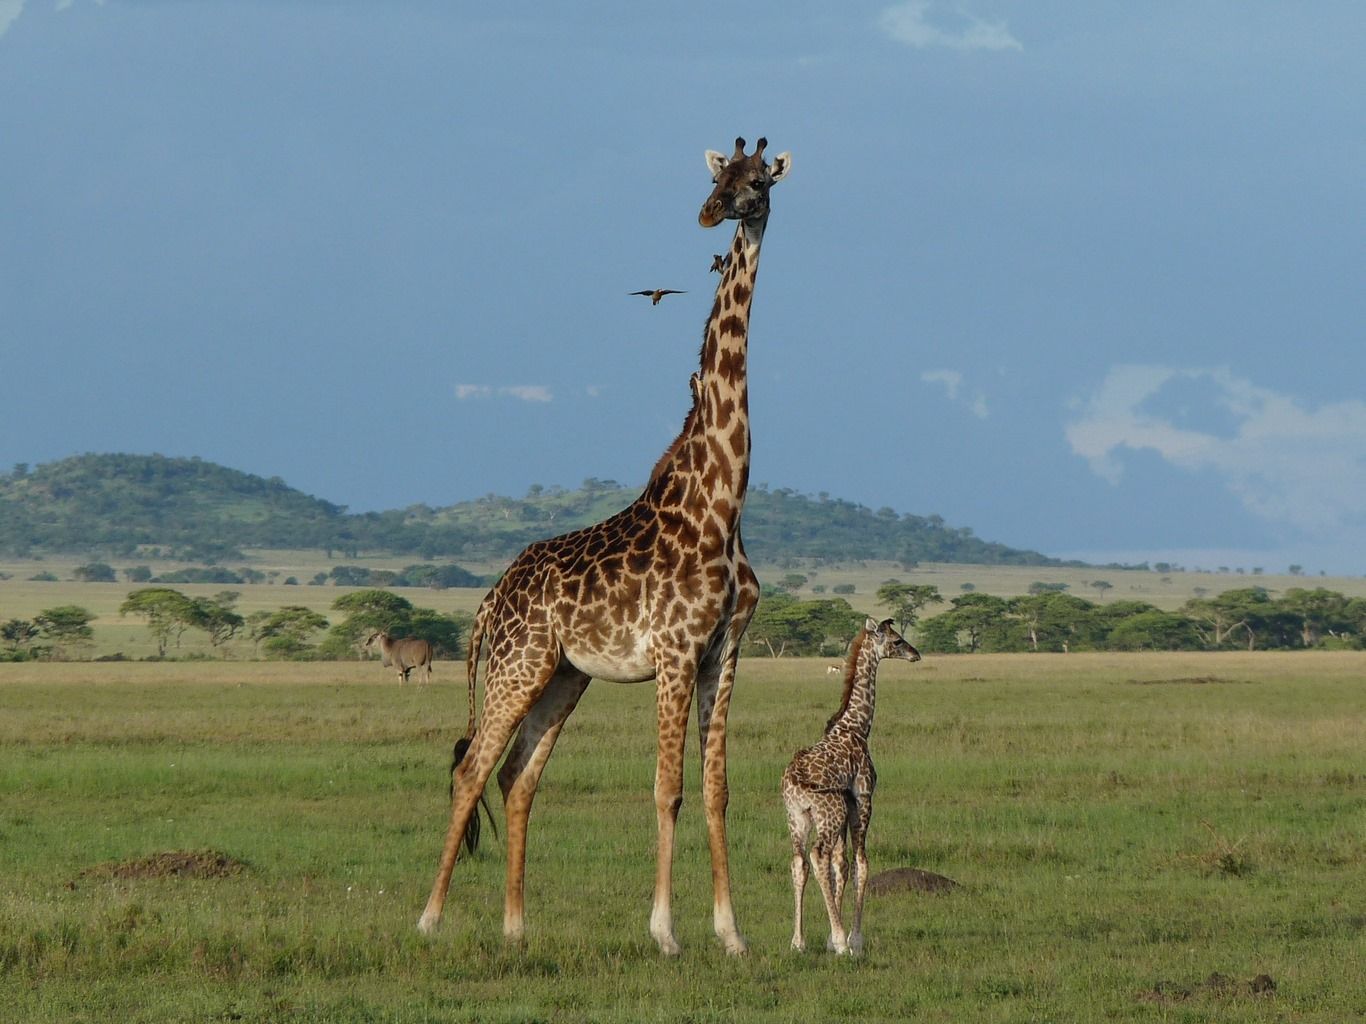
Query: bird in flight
630 289 687 305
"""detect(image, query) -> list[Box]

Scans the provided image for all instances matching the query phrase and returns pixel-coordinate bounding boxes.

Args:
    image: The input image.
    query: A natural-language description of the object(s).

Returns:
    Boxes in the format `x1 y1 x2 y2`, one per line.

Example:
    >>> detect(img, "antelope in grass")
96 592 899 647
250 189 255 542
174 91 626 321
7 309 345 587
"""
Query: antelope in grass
364 631 434 686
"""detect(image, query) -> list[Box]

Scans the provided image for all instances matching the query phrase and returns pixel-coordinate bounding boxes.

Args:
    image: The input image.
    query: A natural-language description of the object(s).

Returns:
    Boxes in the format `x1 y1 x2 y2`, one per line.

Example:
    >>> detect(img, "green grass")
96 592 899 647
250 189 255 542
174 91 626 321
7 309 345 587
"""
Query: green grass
2 654 1364 1022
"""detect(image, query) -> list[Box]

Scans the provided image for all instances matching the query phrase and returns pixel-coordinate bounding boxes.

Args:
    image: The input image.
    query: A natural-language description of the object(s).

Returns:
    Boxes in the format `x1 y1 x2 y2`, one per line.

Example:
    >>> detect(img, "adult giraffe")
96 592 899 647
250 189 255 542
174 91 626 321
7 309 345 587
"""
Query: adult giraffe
417 137 790 956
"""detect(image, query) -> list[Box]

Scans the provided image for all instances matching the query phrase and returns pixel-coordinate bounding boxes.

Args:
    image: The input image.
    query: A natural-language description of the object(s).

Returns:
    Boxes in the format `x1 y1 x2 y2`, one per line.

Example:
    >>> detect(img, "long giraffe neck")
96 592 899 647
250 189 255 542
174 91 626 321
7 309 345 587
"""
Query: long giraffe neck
696 215 767 514
828 630 880 741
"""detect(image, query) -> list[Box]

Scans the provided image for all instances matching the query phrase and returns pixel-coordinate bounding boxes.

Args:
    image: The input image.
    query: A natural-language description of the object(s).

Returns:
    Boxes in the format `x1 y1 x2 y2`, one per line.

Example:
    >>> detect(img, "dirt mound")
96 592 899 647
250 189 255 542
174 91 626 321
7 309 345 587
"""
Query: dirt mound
1127 675 1249 686
82 849 247 882
867 866 960 896
1139 973 1276 1003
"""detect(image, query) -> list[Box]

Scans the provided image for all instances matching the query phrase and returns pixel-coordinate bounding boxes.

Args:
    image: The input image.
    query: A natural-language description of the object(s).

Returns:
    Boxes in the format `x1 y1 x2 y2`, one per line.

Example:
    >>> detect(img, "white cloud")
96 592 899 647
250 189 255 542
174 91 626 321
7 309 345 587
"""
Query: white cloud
921 368 989 418
920 368 962 400
502 385 552 403
879 2 1022 52
2 0 106 41
0 0 25 41
1067 365 1366 532
454 384 552 403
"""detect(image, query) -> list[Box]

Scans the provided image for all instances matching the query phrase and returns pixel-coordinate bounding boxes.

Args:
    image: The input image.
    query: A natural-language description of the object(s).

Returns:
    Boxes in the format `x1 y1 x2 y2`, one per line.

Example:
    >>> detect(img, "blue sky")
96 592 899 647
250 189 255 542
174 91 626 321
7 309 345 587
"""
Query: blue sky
3 2 1364 572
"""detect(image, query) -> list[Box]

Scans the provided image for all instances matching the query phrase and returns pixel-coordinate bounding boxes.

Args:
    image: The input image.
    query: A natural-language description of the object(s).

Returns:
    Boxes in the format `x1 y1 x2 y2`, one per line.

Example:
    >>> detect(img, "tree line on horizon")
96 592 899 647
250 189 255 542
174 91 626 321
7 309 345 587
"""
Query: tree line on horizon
1 588 468 663
8 581 1361 664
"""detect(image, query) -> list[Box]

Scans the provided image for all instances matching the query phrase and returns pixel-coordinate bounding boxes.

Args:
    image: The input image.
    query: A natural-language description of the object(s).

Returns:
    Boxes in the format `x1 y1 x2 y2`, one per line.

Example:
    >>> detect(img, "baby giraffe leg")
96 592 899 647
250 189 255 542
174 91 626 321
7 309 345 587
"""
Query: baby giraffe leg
784 790 812 951
810 838 849 956
847 791 874 955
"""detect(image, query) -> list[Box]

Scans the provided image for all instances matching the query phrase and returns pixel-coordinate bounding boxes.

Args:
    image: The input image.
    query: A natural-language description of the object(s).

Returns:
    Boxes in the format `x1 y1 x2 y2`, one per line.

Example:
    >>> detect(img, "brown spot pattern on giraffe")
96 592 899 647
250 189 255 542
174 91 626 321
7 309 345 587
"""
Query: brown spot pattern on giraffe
420 135 789 955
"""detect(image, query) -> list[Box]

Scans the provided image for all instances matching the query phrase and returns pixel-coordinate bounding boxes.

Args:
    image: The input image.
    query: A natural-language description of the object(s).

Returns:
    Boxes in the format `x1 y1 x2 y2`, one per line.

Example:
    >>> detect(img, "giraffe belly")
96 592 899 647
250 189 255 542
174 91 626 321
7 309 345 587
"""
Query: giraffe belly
561 641 656 683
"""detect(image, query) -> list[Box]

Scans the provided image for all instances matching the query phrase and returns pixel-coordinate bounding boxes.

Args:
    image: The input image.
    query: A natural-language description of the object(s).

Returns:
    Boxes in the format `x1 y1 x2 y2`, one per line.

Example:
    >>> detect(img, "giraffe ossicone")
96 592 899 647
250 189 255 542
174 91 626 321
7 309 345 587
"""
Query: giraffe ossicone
417 135 791 957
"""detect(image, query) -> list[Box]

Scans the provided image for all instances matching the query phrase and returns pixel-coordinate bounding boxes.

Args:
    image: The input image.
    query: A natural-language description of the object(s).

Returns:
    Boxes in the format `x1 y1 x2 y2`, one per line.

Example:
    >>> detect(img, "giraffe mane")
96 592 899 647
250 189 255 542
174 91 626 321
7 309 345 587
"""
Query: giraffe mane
826 626 870 733
646 389 703 485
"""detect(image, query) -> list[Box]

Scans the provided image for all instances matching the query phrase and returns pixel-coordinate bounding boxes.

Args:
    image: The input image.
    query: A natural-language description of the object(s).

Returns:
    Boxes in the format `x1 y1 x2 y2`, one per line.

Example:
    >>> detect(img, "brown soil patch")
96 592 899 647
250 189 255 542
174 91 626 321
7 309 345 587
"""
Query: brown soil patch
1127 675 1251 686
81 849 247 882
867 866 960 896
1138 973 1276 1003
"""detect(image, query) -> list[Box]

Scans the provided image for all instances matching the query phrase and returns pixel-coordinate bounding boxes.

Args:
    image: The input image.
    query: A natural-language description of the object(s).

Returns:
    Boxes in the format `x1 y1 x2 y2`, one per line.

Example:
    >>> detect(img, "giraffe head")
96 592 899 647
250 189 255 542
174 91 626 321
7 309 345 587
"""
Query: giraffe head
863 616 922 664
699 136 792 228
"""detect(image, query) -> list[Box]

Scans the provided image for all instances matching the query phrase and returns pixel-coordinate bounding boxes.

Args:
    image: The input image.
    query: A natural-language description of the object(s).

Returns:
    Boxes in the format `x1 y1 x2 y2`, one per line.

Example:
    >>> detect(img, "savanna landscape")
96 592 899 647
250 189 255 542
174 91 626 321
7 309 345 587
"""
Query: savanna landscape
3 653 1363 1022
3 461 1366 1021
10 2 1366 1022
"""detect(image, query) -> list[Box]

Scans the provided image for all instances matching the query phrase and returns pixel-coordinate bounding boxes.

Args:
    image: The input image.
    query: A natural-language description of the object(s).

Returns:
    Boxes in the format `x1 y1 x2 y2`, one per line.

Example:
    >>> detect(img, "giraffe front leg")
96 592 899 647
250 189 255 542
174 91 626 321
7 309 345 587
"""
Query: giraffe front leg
651 668 694 956
696 652 747 955
496 668 590 945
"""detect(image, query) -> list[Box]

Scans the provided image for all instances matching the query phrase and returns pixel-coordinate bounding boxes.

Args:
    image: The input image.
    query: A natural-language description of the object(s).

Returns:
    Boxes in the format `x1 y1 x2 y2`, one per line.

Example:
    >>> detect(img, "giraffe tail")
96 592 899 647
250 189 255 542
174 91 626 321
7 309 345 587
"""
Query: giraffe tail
448 736 498 854
464 595 492 740
446 595 497 855
842 790 858 856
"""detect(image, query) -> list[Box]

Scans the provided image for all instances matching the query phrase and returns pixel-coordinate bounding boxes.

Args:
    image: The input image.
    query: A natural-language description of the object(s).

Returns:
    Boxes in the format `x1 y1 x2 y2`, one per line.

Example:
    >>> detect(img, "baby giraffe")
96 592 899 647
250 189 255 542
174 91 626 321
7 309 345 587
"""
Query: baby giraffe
782 616 920 955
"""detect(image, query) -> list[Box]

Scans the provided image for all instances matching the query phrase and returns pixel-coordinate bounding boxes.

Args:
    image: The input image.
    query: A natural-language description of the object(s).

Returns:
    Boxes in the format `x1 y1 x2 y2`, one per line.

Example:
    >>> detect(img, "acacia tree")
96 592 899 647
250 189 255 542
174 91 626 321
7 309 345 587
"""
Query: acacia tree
321 589 415 657
744 594 863 658
875 580 942 637
746 593 821 658
319 589 465 660
1007 592 1093 651
33 605 95 659
1280 587 1353 647
248 606 330 659
187 592 244 648
918 592 1009 653
1 618 40 659
120 587 196 656
1106 610 1202 651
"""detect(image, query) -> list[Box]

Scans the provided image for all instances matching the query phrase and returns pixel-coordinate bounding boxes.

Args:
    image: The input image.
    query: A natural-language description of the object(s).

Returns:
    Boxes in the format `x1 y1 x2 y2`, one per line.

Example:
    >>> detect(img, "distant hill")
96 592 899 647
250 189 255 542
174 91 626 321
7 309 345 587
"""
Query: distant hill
0 454 1063 567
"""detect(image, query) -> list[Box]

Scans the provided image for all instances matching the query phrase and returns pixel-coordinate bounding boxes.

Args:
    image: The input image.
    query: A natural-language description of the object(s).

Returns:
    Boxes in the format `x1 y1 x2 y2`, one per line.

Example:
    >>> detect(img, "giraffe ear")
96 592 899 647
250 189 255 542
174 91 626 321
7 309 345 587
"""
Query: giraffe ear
768 151 792 182
864 616 881 634
705 150 729 179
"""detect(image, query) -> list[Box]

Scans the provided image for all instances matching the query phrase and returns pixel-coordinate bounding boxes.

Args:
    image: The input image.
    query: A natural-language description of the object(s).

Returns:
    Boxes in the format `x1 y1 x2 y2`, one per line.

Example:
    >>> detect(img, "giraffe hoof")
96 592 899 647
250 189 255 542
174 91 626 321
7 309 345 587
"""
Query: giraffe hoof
417 910 441 936
722 934 749 956
654 934 682 957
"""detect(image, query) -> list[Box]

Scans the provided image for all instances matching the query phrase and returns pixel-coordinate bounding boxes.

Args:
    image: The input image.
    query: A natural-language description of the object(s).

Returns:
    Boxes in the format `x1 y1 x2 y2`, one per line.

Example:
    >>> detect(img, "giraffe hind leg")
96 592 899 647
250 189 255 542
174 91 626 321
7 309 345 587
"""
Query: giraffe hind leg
496 664 591 944
418 645 562 936
783 780 812 952
808 792 850 954
847 788 874 955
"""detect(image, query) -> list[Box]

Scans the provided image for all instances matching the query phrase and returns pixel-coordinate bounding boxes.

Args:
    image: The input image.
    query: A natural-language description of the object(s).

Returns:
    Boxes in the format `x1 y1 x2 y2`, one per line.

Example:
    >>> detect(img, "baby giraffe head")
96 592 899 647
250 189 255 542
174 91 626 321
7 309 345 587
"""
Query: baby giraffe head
863 616 921 664
699 136 792 228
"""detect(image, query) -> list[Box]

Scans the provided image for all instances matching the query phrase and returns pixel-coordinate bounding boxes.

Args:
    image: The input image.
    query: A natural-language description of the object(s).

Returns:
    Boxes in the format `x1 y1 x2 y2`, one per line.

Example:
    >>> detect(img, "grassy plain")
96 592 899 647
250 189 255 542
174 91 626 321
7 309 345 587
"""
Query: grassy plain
2 653 1363 1022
